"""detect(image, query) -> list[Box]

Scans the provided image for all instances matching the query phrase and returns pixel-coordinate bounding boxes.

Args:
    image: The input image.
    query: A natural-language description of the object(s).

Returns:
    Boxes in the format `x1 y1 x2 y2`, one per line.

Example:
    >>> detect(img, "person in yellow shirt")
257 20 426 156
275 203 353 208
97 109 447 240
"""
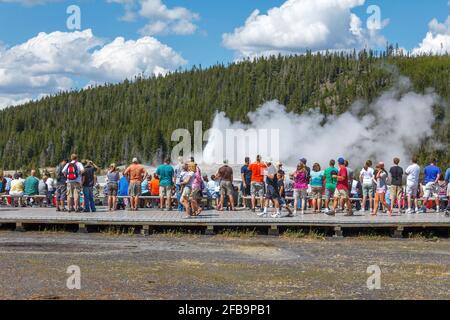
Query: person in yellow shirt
9 173 25 207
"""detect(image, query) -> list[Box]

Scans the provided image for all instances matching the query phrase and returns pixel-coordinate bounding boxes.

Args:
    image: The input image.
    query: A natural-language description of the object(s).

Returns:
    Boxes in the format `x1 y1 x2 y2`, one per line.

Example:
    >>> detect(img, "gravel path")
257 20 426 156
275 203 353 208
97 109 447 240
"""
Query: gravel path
0 231 448 300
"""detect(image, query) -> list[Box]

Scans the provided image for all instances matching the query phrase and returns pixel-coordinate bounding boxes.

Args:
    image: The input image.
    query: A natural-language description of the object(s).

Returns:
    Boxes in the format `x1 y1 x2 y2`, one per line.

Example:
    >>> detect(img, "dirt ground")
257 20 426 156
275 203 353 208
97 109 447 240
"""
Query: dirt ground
0 231 448 300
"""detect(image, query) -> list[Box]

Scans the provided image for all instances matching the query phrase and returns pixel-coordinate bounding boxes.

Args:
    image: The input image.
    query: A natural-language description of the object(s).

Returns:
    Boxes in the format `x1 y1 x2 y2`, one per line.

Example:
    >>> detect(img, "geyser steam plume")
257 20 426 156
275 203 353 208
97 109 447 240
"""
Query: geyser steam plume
202 77 438 167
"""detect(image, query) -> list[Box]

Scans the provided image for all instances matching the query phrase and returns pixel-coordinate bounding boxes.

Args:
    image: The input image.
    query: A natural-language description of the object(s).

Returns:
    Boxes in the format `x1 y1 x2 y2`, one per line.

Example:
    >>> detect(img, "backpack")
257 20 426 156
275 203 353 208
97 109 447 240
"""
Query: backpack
66 162 79 181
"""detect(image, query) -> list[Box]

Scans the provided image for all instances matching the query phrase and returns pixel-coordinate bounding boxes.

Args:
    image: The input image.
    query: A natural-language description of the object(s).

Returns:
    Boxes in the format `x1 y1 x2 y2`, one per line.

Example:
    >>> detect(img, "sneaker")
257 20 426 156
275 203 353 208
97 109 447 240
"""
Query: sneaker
257 211 266 217
344 211 354 217
359 209 365 213
251 208 256 213
405 209 413 214
271 213 281 218
284 206 293 217
300 210 305 215
323 208 330 214
325 210 335 216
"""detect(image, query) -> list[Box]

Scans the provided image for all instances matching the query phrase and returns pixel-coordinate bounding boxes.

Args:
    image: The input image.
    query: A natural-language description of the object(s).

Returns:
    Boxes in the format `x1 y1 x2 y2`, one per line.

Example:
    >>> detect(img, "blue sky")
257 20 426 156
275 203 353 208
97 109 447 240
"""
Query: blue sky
0 0 449 107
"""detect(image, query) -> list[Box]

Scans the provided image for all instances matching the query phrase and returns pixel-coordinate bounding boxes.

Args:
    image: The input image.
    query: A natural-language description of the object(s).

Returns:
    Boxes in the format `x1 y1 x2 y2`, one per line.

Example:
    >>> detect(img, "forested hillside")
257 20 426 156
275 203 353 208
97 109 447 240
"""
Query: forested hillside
0 51 449 170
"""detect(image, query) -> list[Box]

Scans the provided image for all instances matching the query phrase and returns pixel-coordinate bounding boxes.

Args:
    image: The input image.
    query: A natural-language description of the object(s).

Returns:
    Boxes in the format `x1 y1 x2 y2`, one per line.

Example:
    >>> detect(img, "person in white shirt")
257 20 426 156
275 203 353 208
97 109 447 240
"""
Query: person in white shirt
359 160 374 212
405 157 421 214
45 175 56 207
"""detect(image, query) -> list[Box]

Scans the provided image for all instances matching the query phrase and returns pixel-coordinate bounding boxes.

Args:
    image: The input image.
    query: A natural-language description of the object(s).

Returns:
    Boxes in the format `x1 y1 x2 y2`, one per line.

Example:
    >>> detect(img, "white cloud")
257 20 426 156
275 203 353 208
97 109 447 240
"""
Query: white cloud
139 0 199 36
412 15 450 55
110 0 200 35
222 0 387 58
0 29 186 108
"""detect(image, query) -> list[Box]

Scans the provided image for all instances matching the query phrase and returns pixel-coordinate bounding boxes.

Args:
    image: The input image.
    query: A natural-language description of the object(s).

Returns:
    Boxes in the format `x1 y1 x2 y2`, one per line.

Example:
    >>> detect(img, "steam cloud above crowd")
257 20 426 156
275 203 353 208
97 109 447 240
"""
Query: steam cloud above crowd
202 78 438 167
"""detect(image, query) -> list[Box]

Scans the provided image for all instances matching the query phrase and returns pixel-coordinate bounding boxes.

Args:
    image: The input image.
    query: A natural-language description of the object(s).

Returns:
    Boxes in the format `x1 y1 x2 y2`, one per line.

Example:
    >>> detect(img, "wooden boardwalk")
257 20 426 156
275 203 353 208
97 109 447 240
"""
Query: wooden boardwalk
0 207 449 237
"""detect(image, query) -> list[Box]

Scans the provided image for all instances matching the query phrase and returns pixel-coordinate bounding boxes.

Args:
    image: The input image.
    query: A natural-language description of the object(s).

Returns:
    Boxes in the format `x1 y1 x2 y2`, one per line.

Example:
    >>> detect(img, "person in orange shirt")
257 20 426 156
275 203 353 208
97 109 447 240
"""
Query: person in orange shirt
123 157 147 211
150 173 160 208
248 155 267 213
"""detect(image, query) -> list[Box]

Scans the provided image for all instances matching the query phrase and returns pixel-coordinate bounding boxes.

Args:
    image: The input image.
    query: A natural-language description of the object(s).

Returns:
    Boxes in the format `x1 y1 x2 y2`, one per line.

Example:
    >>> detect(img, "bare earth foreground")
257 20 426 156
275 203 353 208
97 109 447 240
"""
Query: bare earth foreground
0 231 448 300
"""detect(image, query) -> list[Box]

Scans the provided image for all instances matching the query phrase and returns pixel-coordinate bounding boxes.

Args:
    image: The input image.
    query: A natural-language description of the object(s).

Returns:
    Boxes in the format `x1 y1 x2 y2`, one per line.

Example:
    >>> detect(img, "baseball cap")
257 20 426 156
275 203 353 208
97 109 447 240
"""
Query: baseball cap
132 157 138 163
338 157 345 165
300 158 307 164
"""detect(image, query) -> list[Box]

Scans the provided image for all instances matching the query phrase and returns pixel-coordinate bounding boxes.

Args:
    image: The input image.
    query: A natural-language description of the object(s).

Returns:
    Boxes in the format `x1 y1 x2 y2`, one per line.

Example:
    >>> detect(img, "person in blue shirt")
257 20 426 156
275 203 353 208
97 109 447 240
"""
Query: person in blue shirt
117 172 129 210
422 159 441 213
240 157 252 209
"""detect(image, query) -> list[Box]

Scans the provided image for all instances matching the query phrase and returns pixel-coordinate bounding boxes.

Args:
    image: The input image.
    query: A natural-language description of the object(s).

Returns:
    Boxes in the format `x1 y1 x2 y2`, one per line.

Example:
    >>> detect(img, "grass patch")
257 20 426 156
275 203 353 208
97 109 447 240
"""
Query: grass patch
217 228 258 238
281 228 326 240
156 228 202 237
407 231 439 241
100 226 136 236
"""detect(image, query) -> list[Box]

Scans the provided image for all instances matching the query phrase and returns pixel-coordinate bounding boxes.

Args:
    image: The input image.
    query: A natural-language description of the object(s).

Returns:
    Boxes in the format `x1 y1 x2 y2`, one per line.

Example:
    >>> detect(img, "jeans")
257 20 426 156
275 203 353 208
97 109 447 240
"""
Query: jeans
351 193 361 211
176 184 183 211
47 190 55 206
83 186 96 212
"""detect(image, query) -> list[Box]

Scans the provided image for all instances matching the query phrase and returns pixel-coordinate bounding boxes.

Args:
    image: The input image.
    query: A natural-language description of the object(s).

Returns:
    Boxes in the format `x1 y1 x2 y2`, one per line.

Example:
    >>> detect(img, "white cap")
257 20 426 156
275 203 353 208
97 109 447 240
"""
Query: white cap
132 157 138 163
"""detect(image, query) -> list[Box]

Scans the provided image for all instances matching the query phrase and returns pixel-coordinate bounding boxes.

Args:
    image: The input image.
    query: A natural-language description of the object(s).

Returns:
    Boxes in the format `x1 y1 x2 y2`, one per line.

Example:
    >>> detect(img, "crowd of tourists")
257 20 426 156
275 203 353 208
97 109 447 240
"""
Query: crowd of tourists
1 154 449 218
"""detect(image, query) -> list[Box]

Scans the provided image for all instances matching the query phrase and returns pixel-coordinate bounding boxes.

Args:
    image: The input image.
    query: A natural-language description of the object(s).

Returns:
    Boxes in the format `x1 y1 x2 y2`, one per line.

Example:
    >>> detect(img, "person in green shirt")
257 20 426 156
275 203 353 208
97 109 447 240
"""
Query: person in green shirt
323 159 338 213
155 158 175 211
24 169 40 206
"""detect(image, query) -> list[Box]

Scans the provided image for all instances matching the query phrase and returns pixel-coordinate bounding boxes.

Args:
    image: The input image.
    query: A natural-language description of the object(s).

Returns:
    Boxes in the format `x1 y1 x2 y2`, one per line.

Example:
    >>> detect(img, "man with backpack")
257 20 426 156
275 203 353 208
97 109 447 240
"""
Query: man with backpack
62 154 85 212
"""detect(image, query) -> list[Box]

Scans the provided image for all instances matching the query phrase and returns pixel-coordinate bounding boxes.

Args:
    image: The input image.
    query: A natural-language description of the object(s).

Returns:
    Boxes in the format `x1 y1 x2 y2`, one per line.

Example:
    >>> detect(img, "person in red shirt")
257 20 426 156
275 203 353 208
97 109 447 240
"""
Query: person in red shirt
248 155 267 213
328 157 353 216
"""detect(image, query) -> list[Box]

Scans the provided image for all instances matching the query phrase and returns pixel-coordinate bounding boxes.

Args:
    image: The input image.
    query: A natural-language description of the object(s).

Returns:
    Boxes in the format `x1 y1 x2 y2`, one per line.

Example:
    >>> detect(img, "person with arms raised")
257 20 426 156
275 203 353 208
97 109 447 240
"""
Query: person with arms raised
123 157 147 211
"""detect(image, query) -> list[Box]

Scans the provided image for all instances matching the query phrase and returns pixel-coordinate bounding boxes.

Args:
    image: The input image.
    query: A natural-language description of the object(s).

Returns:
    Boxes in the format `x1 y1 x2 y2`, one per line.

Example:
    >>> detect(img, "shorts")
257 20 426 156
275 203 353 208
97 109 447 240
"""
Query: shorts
265 185 280 200
362 183 373 197
376 186 387 194
9 191 23 197
107 183 118 197
66 182 81 198
310 187 323 199
389 185 403 201
325 188 335 200
220 181 234 196
128 182 142 197
251 182 264 197
423 182 439 198
241 183 251 196
191 188 203 200
55 184 67 201
406 184 418 197
334 188 349 199
294 189 308 200
159 186 173 197
181 186 192 199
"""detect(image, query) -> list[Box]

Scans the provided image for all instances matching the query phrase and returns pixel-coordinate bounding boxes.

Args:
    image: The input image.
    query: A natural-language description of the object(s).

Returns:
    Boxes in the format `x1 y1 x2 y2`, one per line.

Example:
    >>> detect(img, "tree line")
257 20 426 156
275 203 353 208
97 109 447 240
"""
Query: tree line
0 51 448 171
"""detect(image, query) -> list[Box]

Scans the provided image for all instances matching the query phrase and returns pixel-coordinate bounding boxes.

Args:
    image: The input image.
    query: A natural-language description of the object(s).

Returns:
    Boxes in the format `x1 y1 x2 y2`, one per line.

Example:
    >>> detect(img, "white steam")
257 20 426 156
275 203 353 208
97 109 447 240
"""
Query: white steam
202 78 438 168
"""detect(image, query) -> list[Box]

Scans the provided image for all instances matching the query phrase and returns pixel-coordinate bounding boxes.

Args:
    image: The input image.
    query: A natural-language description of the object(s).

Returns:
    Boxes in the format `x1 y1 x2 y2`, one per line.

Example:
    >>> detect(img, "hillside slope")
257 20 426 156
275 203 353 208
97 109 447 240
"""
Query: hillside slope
0 52 448 170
